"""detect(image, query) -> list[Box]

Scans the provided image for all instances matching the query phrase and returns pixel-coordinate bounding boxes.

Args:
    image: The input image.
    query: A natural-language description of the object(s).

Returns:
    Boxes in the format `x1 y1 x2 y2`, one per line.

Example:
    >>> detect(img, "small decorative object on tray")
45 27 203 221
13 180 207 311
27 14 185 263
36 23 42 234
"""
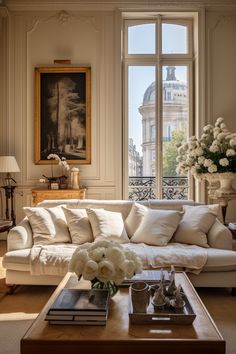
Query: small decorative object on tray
129 266 196 325
151 283 167 310
169 284 185 309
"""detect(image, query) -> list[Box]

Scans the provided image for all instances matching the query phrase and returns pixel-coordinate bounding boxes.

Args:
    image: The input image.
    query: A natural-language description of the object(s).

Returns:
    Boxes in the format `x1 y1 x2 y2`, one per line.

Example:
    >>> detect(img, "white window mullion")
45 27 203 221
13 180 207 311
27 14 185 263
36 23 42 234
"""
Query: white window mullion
156 16 163 199
156 62 163 198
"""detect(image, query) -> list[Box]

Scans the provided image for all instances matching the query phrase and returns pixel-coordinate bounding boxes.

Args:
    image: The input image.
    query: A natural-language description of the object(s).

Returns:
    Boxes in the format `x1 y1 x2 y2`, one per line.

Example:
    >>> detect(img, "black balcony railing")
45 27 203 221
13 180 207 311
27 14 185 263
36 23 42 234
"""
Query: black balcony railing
128 176 188 201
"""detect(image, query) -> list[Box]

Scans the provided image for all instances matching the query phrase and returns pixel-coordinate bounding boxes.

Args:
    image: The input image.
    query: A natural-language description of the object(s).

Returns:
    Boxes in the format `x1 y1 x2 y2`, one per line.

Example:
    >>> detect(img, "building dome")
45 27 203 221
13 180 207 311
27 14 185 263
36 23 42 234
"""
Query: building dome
142 67 187 106
143 81 155 105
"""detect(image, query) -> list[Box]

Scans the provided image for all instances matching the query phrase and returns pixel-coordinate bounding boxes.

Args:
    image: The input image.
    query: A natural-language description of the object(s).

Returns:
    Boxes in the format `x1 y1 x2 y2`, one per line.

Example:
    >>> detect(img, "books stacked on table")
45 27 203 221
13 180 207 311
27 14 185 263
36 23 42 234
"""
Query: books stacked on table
45 288 110 325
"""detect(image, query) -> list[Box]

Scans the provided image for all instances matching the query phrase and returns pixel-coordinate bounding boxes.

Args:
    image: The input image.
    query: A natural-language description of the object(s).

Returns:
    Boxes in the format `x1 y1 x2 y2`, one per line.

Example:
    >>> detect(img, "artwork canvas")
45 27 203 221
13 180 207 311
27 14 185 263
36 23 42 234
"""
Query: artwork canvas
35 66 91 164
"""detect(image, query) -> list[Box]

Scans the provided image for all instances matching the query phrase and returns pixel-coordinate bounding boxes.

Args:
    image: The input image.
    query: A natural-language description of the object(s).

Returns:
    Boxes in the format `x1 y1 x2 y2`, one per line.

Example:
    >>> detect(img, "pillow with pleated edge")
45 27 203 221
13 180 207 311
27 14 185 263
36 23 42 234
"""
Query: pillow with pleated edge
173 204 218 248
86 208 130 243
130 209 182 246
62 206 93 244
125 202 148 238
23 205 71 245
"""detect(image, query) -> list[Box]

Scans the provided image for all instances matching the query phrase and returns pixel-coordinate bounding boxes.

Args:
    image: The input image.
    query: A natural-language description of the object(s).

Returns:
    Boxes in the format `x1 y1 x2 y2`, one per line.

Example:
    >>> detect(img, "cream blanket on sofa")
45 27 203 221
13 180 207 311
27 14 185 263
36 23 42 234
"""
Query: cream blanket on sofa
30 242 208 276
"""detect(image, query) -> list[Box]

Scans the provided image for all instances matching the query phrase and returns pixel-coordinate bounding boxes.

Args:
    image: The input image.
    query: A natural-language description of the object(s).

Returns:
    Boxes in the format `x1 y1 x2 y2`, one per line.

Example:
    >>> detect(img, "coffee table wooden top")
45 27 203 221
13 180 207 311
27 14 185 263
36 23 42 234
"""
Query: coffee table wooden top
21 272 225 354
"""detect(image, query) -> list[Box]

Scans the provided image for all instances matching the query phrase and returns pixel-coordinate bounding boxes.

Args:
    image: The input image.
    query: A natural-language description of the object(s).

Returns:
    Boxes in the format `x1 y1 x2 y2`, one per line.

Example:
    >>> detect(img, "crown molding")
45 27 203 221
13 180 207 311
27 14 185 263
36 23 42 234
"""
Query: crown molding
4 0 236 12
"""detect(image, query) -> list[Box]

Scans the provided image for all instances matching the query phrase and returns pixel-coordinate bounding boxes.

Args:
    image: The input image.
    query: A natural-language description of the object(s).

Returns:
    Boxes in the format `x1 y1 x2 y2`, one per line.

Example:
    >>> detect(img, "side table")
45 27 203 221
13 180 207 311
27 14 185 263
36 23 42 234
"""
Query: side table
31 188 86 206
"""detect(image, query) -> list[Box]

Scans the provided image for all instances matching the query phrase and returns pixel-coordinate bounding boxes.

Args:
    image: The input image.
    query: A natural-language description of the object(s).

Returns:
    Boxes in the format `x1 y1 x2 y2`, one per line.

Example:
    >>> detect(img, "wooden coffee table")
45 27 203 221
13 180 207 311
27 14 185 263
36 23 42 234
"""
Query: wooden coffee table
21 272 225 354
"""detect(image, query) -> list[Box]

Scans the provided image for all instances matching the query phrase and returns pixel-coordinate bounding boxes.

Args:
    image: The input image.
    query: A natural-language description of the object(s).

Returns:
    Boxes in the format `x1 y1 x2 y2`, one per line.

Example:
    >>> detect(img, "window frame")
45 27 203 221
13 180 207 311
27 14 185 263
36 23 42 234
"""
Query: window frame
123 15 195 200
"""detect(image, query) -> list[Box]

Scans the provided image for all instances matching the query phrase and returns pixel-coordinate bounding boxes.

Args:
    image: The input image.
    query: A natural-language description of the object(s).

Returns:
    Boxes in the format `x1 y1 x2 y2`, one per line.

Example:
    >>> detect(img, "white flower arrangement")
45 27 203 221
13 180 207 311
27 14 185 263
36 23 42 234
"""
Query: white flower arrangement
176 117 236 179
69 240 142 286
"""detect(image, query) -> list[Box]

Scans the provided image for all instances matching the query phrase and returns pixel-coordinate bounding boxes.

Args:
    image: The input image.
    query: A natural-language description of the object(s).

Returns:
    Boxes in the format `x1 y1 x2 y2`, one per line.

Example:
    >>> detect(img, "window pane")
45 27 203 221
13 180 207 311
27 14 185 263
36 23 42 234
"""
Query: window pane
162 65 189 199
162 23 187 54
128 66 156 200
128 23 156 54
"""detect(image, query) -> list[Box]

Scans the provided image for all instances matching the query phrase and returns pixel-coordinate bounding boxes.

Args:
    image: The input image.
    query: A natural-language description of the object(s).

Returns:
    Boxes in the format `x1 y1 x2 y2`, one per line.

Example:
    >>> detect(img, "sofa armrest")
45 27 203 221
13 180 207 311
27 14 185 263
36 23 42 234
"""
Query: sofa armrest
208 218 233 250
7 217 33 251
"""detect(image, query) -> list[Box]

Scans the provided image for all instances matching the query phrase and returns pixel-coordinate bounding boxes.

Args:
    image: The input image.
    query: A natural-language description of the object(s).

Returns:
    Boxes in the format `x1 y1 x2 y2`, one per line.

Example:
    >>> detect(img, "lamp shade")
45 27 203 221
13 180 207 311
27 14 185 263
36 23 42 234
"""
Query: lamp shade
0 156 20 173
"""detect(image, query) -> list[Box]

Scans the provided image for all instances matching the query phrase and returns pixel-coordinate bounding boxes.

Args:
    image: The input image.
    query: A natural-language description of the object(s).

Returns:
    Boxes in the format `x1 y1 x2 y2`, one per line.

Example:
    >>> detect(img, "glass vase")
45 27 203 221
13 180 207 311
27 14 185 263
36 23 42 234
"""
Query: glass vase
91 279 119 297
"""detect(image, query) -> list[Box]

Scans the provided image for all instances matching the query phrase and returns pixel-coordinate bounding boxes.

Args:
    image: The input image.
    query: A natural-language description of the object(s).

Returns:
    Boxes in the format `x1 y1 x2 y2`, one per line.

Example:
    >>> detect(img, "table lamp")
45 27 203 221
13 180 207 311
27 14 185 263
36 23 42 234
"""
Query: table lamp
0 156 20 186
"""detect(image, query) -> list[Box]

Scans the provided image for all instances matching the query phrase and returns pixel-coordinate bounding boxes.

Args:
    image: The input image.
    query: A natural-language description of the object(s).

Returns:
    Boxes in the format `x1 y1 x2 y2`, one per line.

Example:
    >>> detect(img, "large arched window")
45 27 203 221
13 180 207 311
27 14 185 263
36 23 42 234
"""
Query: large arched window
123 16 194 201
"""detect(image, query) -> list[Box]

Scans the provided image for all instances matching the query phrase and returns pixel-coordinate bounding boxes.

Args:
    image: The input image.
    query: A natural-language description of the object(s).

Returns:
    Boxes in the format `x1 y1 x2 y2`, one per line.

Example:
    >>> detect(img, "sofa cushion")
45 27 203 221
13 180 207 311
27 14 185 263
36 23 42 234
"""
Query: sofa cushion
23 206 71 245
86 208 129 243
173 205 217 248
2 249 31 271
125 202 148 238
203 248 236 272
62 207 93 244
130 209 182 246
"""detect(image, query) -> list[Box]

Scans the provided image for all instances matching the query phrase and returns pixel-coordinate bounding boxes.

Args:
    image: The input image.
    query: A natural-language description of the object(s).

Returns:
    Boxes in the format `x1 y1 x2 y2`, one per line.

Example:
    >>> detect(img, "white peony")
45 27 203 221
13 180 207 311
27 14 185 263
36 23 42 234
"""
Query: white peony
197 156 205 165
106 246 125 265
219 158 229 166
230 139 236 147
204 159 213 167
68 249 89 277
195 147 204 156
97 260 115 282
208 164 217 173
82 260 98 280
88 247 106 262
112 266 126 285
209 144 219 153
226 149 236 157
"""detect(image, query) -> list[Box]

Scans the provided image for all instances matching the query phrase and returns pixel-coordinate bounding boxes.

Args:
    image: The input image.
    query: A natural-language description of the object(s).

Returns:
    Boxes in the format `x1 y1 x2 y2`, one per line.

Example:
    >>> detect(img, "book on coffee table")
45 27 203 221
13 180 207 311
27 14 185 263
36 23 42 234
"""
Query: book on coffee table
46 288 109 321
121 269 170 286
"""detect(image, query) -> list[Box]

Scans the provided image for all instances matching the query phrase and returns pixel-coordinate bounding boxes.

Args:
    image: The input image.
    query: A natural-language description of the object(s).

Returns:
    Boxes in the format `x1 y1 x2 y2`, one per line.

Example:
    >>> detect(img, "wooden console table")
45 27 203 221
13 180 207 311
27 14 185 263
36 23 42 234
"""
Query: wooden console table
31 188 86 206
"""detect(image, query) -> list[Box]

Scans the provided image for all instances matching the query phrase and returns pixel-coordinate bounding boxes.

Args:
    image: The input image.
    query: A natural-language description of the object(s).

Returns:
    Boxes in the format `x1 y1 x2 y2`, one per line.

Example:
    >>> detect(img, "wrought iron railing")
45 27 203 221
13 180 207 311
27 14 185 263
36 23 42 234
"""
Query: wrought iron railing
128 176 188 201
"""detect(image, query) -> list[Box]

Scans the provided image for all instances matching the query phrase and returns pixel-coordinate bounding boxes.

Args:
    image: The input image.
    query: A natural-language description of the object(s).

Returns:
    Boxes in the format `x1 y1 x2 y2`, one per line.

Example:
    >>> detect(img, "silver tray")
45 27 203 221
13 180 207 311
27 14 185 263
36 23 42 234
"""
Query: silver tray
129 287 196 325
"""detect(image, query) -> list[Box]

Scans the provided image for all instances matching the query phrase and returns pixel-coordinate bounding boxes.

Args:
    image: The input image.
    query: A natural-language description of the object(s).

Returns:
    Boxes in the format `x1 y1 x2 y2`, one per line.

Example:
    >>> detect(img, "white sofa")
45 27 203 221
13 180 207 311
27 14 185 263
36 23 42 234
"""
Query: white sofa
2 199 236 293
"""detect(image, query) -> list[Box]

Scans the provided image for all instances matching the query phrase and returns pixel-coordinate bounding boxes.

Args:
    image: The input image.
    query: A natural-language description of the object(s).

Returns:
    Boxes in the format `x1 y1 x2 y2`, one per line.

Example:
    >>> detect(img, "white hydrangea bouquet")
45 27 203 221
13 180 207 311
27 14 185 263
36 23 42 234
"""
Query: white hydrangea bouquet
176 117 236 180
69 240 142 297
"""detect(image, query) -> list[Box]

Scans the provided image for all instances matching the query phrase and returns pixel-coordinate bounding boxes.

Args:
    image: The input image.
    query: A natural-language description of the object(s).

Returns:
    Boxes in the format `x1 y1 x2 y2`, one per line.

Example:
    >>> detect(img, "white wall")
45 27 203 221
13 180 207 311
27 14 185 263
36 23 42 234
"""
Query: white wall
206 8 236 222
1 0 236 222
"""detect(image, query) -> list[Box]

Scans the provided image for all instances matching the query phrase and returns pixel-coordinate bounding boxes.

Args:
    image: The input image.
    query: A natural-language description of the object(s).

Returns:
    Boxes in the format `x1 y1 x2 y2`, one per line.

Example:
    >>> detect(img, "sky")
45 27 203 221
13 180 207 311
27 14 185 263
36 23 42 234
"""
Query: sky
128 23 188 154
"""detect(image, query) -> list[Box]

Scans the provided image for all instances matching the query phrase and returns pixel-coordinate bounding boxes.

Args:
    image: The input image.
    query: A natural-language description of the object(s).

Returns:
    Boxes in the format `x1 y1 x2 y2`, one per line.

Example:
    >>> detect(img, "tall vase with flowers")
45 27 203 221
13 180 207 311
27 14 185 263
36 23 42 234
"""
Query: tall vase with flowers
176 117 236 194
69 240 143 297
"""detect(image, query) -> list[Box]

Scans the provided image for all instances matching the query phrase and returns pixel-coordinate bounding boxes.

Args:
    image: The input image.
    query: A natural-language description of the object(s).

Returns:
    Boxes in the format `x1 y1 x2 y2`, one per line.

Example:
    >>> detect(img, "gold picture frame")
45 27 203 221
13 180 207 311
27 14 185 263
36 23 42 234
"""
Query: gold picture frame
35 66 91 164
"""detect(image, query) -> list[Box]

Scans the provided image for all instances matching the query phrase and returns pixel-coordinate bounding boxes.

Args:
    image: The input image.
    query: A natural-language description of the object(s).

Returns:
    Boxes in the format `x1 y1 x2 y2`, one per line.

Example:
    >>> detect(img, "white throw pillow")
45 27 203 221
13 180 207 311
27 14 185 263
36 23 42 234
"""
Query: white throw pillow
86 208 129 243
173 205 218 248
62 207 93 244
23 205 71 245
125 203 148 238
131 209 182 246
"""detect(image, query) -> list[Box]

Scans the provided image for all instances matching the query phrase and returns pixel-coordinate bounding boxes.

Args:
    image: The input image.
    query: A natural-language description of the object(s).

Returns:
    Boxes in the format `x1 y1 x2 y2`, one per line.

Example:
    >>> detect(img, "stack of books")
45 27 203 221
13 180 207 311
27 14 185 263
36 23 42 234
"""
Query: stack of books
45 288 110 325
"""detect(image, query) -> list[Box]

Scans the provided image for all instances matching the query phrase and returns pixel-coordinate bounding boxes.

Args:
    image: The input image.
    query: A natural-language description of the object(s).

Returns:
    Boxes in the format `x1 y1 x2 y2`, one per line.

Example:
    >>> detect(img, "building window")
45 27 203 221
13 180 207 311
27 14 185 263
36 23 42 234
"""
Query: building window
124 16 194 201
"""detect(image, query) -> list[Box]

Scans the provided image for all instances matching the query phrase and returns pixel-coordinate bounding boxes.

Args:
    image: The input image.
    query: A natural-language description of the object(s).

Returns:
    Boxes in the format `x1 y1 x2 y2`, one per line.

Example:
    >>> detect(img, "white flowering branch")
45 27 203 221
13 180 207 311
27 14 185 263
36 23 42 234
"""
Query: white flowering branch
47 154 70 177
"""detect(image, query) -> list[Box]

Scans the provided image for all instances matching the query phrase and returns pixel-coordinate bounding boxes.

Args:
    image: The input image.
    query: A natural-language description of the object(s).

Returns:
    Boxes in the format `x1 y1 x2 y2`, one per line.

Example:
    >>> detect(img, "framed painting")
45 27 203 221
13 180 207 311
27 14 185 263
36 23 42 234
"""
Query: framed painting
35 66 91 164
